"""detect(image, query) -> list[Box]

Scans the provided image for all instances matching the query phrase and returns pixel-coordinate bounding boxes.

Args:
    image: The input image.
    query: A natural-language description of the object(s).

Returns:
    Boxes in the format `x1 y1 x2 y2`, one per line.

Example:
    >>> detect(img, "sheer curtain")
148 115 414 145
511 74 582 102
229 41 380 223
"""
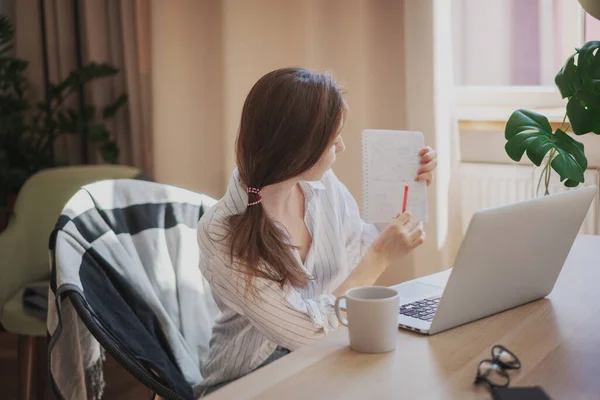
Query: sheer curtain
378 0 462 282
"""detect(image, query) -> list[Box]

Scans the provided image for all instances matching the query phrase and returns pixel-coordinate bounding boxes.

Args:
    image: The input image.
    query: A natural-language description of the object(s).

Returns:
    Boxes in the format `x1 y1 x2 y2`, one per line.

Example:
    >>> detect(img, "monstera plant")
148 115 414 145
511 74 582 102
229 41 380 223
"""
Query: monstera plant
505 41 600 195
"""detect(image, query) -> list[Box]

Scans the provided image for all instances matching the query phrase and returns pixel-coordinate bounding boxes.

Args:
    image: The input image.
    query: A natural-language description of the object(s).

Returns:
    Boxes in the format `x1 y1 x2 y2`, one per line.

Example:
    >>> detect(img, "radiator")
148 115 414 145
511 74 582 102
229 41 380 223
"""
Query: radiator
460 163 599 235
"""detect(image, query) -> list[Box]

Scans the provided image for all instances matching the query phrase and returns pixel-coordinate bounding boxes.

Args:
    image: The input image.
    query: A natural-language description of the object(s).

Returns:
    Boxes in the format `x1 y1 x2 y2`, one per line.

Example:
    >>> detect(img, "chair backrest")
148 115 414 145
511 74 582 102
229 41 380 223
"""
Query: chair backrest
49 179 219 400
0 165 141 312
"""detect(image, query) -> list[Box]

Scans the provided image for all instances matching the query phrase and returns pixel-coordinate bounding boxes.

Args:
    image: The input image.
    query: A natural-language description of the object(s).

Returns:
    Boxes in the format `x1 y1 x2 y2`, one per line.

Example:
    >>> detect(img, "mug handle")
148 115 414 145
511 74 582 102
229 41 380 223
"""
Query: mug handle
335 295 348 327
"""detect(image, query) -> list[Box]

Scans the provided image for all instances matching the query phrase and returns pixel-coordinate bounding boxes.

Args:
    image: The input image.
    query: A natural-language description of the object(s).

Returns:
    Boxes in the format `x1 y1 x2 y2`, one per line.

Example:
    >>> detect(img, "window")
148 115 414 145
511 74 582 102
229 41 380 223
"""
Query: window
452 0 590 119
585 11 600 41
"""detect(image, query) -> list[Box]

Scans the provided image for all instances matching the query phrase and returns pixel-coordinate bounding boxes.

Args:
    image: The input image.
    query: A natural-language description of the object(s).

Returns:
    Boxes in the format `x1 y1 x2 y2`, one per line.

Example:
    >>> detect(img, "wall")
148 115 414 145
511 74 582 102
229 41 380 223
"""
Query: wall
152 0 225 199
151 0 406 208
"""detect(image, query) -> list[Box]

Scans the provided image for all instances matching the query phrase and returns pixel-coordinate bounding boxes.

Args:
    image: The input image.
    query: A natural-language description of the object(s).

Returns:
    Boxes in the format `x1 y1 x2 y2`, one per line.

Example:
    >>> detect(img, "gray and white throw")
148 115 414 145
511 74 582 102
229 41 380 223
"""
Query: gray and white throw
47 179 219 400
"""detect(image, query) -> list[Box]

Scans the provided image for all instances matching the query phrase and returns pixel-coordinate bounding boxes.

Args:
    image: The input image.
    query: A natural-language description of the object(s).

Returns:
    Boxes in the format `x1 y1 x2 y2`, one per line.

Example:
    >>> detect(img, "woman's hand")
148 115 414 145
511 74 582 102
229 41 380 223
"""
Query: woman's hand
416 146 437 186
333 213 425 297
370 212 425 267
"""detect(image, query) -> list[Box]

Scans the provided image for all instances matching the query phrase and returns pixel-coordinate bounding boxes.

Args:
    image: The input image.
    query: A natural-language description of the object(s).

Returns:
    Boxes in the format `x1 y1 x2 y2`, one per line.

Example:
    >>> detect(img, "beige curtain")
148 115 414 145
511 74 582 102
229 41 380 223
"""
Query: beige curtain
14 0 153 173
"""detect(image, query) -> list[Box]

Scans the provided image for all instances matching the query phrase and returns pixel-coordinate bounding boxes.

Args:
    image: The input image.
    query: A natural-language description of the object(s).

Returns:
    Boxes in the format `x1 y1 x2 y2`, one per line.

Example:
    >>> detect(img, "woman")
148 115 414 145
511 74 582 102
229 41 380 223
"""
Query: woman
197 68 437 395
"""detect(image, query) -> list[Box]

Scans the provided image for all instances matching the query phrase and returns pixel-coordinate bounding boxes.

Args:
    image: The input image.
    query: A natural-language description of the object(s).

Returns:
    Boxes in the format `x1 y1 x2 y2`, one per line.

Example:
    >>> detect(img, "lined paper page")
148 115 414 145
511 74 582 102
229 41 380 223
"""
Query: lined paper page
362 130 428 224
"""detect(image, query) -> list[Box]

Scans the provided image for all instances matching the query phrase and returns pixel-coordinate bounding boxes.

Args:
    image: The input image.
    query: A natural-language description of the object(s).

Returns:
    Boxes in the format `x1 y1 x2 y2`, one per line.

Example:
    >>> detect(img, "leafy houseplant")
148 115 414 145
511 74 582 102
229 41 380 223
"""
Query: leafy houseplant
504 41 600 196
0 15 127 215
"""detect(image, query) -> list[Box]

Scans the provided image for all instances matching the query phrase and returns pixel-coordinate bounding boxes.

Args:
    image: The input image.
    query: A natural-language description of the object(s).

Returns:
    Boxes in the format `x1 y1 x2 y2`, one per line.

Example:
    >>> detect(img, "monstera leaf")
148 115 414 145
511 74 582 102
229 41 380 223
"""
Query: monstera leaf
505 109 586 187
555 41 600 135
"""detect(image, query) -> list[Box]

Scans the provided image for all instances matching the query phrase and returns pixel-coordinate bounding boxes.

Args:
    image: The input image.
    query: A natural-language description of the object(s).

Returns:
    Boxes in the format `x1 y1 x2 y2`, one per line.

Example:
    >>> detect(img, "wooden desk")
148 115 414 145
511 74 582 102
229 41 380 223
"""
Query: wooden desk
207 235 600 400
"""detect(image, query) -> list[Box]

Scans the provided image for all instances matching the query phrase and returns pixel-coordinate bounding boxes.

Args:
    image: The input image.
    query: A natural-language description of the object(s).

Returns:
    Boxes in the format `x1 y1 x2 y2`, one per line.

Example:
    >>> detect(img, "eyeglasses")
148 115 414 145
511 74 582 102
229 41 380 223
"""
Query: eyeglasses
474 345 522 388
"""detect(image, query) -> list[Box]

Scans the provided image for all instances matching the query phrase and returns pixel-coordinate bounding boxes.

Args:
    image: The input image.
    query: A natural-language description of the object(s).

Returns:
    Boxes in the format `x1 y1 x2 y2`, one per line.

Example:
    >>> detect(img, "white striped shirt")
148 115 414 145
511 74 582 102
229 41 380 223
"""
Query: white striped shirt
196 169 379 388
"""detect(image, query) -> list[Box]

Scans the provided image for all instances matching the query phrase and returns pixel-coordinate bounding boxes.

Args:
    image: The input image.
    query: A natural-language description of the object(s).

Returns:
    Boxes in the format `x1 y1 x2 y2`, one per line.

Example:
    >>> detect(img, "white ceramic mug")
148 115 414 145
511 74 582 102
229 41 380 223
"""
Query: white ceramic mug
334 286 400 353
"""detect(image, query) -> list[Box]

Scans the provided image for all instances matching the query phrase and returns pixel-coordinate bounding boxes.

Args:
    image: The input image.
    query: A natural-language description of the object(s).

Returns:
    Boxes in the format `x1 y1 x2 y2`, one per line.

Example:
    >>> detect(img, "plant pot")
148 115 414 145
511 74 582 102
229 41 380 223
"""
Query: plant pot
0 194 17 233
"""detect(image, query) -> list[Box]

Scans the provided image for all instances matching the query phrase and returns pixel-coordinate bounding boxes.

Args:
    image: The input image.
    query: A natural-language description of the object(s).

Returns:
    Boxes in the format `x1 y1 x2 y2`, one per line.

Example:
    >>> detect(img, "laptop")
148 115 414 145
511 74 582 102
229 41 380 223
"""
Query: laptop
393 185 597 335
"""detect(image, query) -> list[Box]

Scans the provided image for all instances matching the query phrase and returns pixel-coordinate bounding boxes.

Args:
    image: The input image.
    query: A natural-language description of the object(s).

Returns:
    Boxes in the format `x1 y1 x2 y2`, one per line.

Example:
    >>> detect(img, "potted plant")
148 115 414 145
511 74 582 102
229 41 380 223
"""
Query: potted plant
0 15 127 230
504 40 600 196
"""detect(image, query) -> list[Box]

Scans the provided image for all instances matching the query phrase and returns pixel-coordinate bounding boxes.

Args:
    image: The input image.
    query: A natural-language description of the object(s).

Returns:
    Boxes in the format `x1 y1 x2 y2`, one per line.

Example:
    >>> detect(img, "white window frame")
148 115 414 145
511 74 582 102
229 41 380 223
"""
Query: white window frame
455 1 587 122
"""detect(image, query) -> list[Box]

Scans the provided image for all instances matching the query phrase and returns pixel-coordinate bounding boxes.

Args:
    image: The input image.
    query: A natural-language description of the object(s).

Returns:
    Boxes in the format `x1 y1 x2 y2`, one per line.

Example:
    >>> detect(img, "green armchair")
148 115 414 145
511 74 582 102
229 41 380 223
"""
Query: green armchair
0 165 142 399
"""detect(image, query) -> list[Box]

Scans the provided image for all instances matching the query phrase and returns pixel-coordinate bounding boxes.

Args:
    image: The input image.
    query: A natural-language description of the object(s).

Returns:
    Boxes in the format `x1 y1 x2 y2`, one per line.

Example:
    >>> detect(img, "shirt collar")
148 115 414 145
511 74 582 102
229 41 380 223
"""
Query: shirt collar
224 169 247 214
224 169 326 214
301 179 326 191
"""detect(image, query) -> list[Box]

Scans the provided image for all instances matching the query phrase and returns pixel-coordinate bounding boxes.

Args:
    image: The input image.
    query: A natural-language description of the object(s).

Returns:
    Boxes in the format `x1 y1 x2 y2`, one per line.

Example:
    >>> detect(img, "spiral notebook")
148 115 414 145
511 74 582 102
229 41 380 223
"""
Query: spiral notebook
362 129 428 224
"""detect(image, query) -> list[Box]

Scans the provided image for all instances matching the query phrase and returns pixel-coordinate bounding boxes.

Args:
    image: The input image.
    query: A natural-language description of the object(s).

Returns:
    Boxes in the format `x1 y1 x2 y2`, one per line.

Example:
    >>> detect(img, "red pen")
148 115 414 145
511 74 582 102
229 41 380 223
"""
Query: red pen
402 184 409 213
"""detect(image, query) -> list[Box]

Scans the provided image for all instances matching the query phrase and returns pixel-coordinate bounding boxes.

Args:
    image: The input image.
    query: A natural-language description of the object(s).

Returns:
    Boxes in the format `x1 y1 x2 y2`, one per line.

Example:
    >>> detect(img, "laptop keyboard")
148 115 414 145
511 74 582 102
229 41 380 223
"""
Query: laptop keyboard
399 296 440 322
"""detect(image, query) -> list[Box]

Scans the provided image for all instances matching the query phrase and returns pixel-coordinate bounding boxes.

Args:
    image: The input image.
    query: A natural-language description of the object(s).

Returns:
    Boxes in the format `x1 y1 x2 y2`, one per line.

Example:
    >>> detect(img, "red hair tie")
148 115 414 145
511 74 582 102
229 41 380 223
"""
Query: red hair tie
246 187 262 206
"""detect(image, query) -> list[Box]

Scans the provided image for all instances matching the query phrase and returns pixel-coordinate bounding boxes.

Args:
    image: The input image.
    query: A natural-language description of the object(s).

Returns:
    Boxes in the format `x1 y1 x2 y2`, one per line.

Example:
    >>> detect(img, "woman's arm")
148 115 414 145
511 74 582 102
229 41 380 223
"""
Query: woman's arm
332 249 387 297
333 213 423 297
200 250 337 350
328 171 424 297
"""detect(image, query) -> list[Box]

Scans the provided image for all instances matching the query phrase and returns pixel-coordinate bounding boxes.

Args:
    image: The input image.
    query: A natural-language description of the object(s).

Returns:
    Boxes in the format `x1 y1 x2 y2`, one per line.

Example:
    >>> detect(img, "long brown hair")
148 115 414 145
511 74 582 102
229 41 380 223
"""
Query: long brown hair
227 67 346 290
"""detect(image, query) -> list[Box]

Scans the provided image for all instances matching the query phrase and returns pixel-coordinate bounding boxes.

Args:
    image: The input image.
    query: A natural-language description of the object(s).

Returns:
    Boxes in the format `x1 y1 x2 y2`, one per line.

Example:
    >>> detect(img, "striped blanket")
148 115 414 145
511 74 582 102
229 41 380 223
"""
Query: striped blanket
47 179 219 399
